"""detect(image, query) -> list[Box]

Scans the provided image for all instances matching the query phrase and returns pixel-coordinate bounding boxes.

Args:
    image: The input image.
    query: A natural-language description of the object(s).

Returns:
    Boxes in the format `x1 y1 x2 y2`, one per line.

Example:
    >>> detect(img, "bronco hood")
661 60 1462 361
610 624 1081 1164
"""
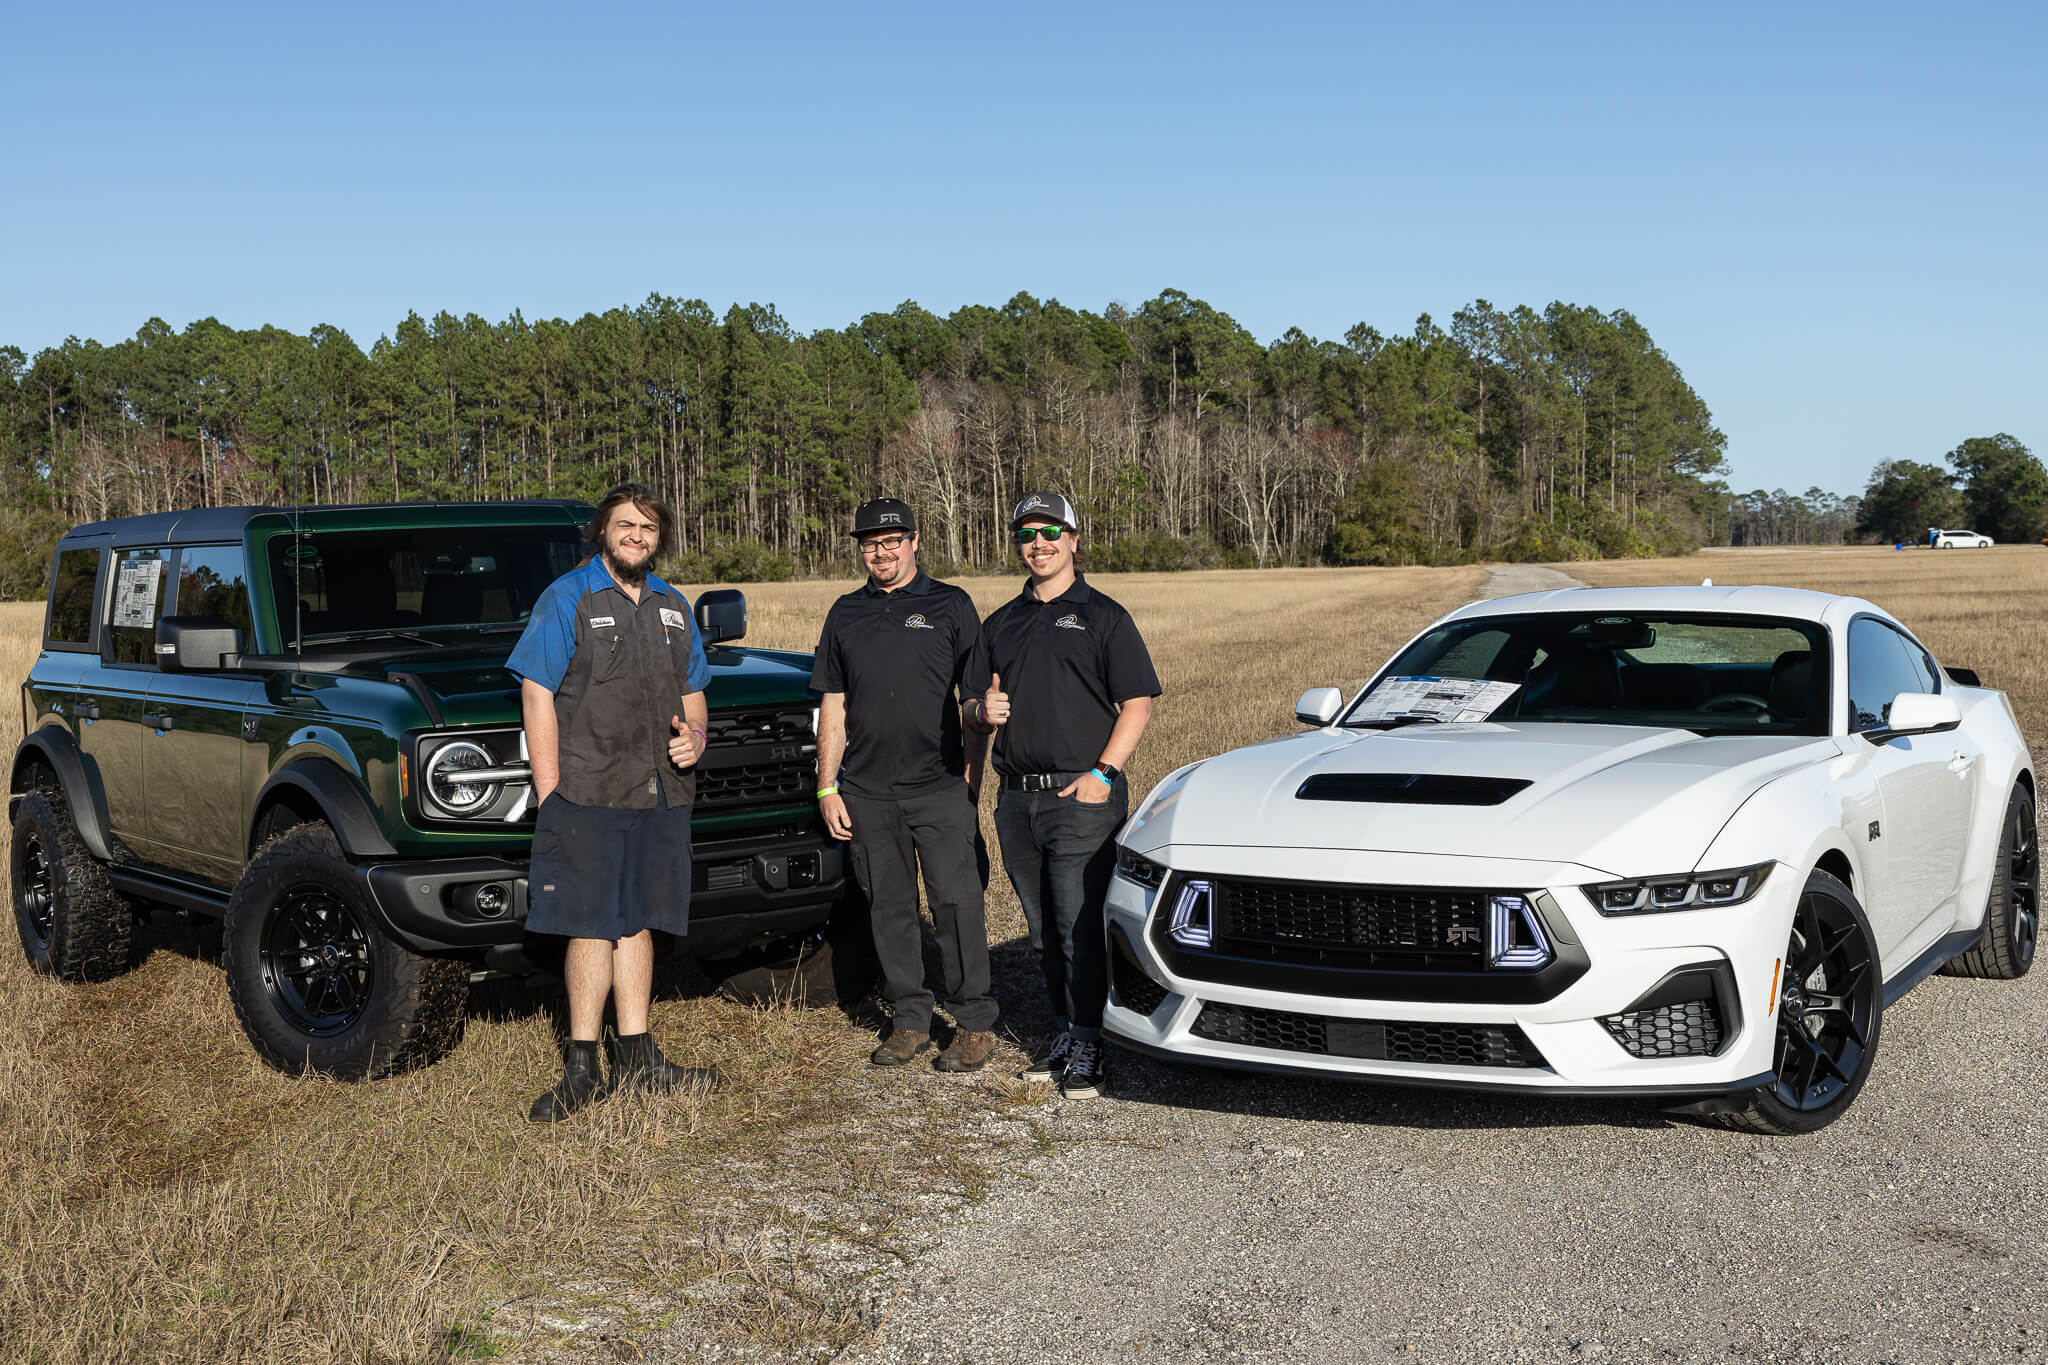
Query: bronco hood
1122 723 1837 879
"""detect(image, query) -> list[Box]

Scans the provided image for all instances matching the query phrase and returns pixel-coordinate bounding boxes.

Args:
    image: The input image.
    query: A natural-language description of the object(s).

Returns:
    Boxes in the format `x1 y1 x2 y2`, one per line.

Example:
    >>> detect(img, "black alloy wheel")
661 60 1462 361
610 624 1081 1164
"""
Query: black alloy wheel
1770 889 1880 1114
1721 869 1883 1135
18 827 53 950
1943 783 2038 980
260 884 374 1036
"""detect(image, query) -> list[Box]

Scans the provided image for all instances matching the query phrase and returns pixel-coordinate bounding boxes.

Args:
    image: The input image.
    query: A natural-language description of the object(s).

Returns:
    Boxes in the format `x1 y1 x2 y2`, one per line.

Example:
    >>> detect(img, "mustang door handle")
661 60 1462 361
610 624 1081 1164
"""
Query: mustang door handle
141 712 175 731
1948 752 1975 774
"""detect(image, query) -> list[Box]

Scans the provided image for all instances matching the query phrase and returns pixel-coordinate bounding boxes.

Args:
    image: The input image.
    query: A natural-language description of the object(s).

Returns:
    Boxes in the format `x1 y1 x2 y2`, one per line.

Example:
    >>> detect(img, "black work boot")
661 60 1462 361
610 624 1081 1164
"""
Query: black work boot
529 1040 605 1122
610 1031 721 1096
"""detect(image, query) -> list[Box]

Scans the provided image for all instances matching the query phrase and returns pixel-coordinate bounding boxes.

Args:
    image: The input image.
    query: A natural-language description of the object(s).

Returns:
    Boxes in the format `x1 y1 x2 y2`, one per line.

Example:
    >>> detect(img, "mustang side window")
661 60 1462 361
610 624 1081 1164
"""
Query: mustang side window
1846 618 1928 732
106 547 174 666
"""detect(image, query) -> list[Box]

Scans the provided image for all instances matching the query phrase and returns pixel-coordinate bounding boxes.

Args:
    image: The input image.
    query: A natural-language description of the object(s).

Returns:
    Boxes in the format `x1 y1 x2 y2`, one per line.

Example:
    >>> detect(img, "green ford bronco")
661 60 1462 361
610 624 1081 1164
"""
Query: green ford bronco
9 501 846 1077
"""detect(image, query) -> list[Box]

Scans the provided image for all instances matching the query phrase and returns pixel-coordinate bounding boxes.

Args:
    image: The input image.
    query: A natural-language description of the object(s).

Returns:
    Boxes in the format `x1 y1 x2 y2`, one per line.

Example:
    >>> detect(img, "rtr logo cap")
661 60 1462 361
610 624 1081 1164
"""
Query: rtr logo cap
1009 490 1079 531
850 498 917 537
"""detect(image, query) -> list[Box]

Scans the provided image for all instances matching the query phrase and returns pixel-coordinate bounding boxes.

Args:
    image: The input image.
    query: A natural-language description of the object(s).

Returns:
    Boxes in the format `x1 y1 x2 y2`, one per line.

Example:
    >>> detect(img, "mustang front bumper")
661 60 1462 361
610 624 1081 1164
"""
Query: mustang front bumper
1100 846 1786 1097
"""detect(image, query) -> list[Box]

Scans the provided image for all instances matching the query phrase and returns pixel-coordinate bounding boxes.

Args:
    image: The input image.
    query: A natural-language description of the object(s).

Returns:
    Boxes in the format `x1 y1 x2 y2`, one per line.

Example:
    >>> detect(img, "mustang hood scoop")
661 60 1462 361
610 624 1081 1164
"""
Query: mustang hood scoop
1295 773 1532 806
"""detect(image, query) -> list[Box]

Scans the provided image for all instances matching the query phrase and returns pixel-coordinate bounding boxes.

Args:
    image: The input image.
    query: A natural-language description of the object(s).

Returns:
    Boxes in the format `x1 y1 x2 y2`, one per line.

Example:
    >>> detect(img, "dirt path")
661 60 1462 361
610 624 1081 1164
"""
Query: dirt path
1480 562 1588 598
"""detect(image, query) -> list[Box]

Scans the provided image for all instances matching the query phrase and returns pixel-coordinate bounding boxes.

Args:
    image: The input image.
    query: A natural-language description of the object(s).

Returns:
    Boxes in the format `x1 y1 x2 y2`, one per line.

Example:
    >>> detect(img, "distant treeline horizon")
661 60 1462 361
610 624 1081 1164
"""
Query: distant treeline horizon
0 287 1934 592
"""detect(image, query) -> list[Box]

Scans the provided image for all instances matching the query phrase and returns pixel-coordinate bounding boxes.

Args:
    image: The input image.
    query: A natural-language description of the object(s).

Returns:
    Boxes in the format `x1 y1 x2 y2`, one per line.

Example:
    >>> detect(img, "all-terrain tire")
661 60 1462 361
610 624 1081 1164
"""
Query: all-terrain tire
11 788 134 981
1721 869 1884 1136
1940 783 2038 980
224 822 467 1079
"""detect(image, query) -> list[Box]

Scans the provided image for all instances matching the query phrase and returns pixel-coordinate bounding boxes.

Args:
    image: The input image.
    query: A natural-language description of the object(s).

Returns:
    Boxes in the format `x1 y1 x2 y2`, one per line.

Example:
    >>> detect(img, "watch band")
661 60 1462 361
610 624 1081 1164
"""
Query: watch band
1092 762 1121 784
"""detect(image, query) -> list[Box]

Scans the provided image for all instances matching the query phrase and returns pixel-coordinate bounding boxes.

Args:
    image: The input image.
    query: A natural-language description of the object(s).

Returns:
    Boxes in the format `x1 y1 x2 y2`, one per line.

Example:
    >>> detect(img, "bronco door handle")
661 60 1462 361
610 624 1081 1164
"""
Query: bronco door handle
74 703 102 721
141 712 175 731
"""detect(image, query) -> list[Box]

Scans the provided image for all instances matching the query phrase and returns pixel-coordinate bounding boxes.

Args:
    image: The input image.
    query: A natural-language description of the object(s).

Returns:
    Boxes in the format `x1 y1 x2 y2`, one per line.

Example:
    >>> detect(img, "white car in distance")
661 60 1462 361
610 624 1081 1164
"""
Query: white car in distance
1104 587 2037 1134
1933 529 1994 548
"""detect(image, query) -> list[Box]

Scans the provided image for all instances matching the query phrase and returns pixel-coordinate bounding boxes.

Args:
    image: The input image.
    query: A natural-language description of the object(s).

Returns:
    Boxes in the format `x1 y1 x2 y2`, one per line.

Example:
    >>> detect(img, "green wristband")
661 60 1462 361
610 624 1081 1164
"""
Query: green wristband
816 785 839 798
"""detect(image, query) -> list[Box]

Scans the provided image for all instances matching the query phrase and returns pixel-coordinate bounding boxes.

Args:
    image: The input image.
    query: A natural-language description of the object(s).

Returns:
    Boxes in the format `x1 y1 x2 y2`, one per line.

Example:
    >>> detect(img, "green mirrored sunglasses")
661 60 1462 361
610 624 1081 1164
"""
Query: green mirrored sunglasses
1013 525 1067 544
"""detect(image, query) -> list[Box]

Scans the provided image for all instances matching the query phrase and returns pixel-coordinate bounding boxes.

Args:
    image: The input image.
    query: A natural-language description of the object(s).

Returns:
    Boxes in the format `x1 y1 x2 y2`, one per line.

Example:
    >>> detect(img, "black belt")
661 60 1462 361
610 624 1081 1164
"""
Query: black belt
999 771 1092 792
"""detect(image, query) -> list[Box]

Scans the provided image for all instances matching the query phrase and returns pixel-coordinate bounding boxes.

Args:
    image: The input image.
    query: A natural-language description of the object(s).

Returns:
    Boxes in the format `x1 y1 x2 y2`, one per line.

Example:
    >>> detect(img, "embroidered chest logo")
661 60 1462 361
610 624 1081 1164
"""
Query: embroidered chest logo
902 613 935 630
588 616 616 628
659 607 686 630
1054 613 1085 631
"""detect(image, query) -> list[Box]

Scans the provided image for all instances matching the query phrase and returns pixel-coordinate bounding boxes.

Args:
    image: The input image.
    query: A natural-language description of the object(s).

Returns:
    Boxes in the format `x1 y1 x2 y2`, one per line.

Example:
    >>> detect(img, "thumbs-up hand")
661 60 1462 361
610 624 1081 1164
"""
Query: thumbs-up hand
668 715 702 769
981 672 1010 728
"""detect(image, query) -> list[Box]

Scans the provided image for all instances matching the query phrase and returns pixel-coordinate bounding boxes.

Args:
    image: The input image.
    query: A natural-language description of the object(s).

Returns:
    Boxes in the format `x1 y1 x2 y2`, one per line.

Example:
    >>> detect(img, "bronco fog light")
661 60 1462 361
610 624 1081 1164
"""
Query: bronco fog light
1168 879 1215 949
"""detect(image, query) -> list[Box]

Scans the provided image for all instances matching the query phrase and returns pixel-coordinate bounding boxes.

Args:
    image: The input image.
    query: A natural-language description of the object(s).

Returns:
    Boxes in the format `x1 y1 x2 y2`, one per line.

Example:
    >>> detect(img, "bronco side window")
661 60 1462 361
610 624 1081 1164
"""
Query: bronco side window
46 546 103 648
176 545 256 644
106 547 174 666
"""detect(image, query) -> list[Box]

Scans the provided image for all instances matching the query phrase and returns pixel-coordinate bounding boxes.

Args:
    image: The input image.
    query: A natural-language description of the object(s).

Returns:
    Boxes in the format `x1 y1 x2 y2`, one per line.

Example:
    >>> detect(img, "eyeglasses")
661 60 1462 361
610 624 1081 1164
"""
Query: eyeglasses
1013 525 1068 544
858 534 911 555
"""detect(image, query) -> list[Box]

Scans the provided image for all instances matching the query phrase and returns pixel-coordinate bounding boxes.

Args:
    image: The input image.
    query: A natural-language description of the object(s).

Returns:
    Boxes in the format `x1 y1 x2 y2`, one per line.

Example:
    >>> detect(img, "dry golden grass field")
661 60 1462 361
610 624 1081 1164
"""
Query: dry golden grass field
1 548 2041 1364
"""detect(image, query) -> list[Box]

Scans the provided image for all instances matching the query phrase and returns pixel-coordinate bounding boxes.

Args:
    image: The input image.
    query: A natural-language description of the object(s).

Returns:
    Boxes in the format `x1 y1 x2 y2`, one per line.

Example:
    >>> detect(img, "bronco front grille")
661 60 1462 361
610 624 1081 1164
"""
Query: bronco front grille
1215 877 1489 968
1599 999 1724 1059
1190 1001 1545 1068
695 708 816 813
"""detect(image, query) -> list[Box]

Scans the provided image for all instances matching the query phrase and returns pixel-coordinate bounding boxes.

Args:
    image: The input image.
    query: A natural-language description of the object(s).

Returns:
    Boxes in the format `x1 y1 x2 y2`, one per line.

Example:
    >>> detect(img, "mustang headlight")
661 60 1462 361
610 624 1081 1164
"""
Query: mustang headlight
1115 846 1167 890
1585 862 1774 916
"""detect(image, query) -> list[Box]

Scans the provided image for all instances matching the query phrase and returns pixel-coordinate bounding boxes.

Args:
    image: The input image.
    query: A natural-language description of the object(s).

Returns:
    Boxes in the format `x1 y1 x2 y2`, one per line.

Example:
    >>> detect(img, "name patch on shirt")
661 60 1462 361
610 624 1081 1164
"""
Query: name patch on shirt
588 616 616 628
660 607 687 630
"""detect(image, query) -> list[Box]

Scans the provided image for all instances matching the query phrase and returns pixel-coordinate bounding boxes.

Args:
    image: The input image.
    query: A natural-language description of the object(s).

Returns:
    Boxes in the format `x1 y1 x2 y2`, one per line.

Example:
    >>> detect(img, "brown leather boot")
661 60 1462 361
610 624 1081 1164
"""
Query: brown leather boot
869 1027 930 1066
934 1029 995 1073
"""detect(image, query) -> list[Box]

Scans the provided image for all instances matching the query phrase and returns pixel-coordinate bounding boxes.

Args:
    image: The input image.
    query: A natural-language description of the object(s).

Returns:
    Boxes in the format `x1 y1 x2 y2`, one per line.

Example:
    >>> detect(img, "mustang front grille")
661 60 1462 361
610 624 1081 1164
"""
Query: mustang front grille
1190 1002 1546 1068
1214 877 1489 966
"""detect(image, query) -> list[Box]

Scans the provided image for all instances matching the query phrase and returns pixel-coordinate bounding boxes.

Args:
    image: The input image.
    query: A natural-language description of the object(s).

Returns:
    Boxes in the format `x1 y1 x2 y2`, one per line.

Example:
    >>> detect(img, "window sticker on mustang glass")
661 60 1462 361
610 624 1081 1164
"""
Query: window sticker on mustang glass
1348 676 1521 724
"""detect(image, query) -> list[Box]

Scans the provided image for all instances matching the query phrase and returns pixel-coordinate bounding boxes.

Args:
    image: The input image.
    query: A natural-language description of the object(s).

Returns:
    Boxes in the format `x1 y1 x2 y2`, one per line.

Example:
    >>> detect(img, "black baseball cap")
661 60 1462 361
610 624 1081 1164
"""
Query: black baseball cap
851 498 916 537
1009 490 1079 530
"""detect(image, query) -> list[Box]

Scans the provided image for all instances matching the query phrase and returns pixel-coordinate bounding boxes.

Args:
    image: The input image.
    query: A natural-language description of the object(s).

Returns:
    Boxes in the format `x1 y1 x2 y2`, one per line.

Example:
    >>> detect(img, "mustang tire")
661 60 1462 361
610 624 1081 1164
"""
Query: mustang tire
1722 869 1884 1136
11 788 134 981
1939 783 2037 980
224 823 467 1079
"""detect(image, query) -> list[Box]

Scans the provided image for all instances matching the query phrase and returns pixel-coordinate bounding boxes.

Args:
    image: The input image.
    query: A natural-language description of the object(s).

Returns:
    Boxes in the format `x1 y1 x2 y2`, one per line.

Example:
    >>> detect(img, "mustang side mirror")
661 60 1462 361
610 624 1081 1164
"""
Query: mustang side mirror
695 588 747 644
1295 687 1343 727
1863 691 1962 743
156 615 243 672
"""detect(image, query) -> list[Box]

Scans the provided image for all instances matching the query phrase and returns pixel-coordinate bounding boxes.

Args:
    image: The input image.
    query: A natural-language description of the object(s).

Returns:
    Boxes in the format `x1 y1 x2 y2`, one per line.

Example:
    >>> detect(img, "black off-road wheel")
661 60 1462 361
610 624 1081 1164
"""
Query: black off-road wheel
10 788 134 981
223 823 467 1079
1721 869 1884 1136
1940 783 2037 980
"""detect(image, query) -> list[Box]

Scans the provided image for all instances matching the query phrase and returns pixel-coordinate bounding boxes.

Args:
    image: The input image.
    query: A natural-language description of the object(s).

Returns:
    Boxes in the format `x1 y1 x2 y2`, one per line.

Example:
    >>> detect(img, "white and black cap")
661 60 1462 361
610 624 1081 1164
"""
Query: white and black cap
851 497 916 536
1009 490 1078 531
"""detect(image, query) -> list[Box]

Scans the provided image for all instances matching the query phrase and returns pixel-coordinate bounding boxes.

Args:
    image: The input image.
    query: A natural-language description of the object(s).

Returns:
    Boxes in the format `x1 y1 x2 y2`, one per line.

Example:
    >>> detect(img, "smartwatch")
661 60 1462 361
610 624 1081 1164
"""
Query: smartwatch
1092 762 1122 784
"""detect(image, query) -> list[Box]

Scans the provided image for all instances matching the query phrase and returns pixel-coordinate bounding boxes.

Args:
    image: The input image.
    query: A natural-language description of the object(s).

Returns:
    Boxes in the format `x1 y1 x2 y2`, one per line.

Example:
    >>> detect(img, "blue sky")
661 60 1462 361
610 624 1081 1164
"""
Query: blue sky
3 2 2041 497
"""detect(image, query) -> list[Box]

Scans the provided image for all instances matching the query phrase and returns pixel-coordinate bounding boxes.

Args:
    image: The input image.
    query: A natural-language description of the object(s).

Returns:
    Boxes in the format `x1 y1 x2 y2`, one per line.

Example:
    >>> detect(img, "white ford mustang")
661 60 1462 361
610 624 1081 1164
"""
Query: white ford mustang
1104 586 2037 1133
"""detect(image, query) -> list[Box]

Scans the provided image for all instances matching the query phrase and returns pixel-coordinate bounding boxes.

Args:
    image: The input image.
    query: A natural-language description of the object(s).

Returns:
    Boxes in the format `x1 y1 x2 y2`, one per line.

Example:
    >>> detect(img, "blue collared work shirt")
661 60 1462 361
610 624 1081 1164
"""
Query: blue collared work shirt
507 556 712 809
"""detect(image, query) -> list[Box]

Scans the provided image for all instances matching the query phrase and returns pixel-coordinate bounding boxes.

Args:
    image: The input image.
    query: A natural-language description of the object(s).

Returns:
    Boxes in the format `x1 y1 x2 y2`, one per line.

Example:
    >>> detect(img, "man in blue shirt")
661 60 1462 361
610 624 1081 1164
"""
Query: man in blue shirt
508 484 722 1121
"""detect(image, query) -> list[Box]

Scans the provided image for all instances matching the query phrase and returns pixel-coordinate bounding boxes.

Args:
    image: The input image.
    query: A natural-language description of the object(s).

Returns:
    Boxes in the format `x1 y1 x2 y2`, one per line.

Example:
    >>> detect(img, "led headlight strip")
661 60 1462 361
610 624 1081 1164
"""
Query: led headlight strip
1584 862 1775 916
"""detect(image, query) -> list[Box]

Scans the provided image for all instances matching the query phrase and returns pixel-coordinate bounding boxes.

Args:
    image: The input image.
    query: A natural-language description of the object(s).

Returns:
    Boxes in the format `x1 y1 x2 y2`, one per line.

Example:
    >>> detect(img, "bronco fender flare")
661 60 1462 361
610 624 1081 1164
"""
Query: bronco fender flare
249 758 397 860
10 726 114 862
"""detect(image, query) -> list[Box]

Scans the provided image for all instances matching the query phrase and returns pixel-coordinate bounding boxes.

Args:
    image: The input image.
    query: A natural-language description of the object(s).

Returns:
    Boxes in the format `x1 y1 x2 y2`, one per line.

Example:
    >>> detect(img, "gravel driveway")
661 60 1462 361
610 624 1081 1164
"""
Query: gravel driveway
840 566 2048 1365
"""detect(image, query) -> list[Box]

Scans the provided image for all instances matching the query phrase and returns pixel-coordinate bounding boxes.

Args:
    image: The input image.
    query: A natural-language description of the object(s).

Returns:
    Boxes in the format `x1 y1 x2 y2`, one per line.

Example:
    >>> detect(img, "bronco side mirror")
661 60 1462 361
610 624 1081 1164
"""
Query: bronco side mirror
156 615 243 672
695 589 747 644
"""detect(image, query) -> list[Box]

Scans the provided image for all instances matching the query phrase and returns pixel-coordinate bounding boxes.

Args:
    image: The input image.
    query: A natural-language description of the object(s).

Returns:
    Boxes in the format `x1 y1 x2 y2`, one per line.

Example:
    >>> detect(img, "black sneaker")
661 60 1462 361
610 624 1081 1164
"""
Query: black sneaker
1019 1030 1072 1081
1060 1039 1106 1099
529 1042 605 1122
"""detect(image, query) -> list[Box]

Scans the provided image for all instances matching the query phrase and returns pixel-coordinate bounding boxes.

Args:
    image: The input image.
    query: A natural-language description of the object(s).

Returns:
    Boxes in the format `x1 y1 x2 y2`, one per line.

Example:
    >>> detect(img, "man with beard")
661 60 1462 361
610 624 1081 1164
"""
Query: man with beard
812 498 997 1071
509 484 723 1120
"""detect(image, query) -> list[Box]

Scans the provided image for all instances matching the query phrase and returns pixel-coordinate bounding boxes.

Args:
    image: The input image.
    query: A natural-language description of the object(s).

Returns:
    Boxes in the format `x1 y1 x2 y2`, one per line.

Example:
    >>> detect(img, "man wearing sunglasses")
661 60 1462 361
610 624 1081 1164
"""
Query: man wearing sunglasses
965 491 1160 1098
810 499 998 1072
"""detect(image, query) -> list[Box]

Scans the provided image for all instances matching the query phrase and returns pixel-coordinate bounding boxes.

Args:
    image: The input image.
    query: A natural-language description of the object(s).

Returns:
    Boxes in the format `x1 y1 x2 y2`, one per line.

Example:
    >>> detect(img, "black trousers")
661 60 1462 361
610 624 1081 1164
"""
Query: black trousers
992 775 1128 1039
843 786 997 1033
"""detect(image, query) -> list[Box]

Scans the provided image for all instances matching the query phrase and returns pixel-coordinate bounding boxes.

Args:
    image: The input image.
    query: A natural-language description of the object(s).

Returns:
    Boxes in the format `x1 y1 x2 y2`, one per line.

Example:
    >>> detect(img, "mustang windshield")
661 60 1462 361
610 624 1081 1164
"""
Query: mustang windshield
268 527 587 646
1349 611 1831 737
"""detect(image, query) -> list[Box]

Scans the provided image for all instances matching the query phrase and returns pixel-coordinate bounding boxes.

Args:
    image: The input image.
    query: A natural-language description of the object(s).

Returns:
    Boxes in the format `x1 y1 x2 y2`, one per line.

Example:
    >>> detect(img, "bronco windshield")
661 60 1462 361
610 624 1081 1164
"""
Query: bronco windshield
268 527 587 646
1348 611 1832 737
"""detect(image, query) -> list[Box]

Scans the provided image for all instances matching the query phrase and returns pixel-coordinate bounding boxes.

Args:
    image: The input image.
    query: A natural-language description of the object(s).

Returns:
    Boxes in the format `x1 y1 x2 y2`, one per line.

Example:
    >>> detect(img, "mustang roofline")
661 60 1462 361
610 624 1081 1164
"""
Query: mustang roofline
1442 584 1868 626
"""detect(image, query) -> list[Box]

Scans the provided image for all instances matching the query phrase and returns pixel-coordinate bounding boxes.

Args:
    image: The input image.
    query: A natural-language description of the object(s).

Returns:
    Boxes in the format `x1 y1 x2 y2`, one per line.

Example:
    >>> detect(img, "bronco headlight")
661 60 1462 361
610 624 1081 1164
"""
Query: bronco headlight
1585 862 1774 916
1115 847 1167 890
424 740 499 813
410 727 532 824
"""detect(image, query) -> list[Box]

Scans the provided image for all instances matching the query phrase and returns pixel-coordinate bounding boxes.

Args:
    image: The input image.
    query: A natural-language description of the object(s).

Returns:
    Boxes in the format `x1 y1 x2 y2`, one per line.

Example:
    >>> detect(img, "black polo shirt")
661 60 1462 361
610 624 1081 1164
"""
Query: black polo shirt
964 574 1161 777
810 569 981 799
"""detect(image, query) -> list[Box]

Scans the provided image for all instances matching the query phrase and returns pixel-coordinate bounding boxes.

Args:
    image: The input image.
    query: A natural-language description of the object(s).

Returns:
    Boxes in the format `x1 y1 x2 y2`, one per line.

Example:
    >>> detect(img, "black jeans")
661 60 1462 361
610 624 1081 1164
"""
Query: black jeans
993 775 1128 1040
843 786 997 1034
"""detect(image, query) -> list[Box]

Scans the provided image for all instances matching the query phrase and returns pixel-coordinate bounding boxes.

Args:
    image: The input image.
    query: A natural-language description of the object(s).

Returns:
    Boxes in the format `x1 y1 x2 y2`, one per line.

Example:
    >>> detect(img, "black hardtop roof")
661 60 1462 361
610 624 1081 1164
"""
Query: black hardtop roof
58 500 596 547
